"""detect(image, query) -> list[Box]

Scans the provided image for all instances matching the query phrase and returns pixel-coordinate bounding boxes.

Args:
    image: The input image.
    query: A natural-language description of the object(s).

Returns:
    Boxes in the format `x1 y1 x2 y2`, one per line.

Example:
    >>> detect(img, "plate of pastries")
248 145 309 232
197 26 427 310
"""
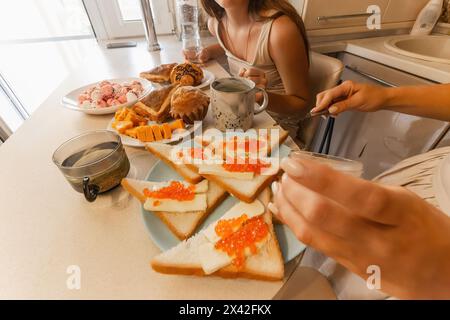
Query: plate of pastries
140 62 214 90
108 84 210 147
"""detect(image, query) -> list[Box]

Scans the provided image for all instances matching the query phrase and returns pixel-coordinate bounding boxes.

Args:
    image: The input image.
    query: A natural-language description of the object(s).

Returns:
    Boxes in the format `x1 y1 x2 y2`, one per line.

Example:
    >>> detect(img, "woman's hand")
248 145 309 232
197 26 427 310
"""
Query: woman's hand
239 68 267 103
312 81 392 115
239 67 268 89
183 47 211 64
269 156 450 299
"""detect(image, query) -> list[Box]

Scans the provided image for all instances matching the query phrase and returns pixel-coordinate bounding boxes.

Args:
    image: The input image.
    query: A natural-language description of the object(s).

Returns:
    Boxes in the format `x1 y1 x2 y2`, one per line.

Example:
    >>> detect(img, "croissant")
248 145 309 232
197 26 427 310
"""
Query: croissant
140 63 177 83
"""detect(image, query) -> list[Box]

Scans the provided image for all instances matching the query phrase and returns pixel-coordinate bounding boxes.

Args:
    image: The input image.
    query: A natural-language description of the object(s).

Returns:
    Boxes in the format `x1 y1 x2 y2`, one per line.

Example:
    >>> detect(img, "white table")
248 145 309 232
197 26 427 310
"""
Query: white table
0 36 302 299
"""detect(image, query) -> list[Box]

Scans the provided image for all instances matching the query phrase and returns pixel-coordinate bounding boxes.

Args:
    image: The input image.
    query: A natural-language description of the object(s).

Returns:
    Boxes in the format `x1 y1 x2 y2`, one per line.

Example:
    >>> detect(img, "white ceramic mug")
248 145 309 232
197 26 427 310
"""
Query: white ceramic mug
210 77 269 131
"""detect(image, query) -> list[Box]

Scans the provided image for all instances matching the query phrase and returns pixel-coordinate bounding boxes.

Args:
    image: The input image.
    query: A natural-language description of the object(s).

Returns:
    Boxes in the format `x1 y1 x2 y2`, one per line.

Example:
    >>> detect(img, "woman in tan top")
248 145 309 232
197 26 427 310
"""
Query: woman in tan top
192 0 310 124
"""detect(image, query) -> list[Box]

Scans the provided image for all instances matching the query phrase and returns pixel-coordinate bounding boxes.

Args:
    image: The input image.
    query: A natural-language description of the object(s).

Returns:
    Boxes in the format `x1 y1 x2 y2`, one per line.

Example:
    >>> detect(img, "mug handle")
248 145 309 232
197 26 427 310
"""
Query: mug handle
83 177 100 202
254 87 269 115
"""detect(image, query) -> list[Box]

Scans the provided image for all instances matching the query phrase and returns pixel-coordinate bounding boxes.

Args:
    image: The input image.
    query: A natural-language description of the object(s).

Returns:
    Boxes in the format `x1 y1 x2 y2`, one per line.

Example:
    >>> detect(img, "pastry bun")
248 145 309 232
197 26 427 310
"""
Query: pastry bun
170 86 210 124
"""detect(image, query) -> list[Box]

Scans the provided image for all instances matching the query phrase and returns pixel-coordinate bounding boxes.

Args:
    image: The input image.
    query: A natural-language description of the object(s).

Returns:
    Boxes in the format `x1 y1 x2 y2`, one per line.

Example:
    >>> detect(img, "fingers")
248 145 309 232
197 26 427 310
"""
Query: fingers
247 76 268 87
271 182 359 262
313 80 355 114
239 68 267 87
280 157 404 226
255 92 264 103
198 53 209 64
326 94 360 115
243 68 264 77
278 175 375 240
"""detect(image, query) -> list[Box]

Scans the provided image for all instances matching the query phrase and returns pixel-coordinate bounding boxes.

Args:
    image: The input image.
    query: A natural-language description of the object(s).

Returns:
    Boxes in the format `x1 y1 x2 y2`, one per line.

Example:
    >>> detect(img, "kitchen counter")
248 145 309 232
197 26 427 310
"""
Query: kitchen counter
312 35 450 84
0 36 299 299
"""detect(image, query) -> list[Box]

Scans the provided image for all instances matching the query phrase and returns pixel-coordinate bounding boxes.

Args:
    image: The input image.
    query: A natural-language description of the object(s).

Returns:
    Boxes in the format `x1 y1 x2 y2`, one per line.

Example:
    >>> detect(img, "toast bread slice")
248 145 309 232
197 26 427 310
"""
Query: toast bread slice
135 85 178 123
188 126 289 203
121 178 228 239
151 188 285 281
145 143 203 184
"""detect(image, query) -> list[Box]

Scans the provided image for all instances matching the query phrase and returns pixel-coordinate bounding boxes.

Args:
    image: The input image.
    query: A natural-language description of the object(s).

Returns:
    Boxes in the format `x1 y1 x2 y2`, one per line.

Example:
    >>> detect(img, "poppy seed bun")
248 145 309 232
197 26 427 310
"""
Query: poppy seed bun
170 86 210 124
170 63 204 86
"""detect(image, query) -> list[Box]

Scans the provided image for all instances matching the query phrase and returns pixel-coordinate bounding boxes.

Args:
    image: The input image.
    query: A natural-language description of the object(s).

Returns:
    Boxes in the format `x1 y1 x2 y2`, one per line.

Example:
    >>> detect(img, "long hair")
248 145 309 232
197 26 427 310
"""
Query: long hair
200 0 309 61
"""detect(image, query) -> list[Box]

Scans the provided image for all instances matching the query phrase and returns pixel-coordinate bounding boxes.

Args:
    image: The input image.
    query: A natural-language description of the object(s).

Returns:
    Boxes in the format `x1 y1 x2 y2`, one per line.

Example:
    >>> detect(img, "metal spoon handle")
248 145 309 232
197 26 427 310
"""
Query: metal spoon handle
303 109 331 120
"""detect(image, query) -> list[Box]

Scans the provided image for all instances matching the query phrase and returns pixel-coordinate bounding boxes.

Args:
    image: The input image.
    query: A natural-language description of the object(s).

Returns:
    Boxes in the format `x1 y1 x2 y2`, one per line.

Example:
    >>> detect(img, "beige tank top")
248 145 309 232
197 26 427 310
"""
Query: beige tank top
212 18 285 95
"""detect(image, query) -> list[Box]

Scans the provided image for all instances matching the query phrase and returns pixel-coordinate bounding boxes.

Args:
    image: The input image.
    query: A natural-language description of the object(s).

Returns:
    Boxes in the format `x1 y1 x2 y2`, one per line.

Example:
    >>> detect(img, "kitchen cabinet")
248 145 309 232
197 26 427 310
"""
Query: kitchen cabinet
303 0 388 30
302 0 429 30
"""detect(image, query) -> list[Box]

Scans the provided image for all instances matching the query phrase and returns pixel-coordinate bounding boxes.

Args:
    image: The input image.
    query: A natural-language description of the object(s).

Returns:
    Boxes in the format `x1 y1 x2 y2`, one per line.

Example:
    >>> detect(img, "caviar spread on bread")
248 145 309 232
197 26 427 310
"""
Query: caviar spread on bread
193 135 275 180
214 214 269 269
199 200 270 274
142 180 208 212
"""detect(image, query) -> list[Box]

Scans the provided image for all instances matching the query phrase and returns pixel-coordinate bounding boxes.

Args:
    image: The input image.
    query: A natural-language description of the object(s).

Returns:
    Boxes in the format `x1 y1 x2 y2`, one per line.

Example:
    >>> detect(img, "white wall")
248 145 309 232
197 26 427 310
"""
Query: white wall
289 0 305 14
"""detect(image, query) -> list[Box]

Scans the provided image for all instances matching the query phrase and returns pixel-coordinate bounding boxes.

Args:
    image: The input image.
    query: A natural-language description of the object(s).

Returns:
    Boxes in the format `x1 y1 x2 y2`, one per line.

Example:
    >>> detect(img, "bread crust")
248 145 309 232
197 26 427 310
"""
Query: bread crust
137 85 178 123
150 263 282 281
155 190 228 240
121 179 146 204
121 177 228 240
145 144 203 184
151 202 284 281
199 172 278 203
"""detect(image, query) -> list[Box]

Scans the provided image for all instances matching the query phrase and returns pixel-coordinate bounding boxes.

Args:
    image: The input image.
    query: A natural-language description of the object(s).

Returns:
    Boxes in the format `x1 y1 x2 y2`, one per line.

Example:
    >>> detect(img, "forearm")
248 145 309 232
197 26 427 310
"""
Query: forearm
204 43 225 60
267 92 309 116
384 84 450 121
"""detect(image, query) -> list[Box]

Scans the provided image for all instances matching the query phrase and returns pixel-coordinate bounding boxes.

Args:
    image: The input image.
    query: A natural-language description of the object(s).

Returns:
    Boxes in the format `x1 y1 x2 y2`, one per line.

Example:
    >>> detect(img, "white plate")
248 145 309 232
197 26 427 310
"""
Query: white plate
61 77 153 115
107 117 199 147
141 144 307 263
153 69 215 90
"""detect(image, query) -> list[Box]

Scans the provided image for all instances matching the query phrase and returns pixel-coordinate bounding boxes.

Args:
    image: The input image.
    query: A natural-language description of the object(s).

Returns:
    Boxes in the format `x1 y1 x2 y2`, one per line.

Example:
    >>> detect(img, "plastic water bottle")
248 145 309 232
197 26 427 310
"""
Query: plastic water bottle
177 0 202 63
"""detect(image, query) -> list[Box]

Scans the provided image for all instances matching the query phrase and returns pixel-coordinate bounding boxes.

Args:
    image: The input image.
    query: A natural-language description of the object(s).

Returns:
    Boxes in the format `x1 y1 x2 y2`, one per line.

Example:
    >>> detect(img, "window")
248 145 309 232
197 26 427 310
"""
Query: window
0 0 93 42
0 0 177 137
117 0 142 21
0 0 95 136
91 0 175 39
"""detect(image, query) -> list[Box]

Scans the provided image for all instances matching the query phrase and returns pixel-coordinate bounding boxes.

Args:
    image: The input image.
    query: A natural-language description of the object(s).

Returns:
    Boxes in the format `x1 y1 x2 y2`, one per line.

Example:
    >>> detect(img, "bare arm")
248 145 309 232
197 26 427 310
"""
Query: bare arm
385 85 450 121
267 16 310 115
202 43 226 61
314 81 450 122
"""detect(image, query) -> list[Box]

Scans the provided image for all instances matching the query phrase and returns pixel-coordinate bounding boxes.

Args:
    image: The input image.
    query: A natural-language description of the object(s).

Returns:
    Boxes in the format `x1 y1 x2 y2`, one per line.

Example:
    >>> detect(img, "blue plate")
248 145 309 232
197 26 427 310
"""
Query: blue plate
141 144 306 263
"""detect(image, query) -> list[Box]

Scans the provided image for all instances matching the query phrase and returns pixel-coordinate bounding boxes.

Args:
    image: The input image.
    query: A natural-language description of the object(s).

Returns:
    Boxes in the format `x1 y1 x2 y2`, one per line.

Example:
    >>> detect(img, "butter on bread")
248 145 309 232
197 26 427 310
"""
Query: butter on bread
121 178 228 240
142 180 208 213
